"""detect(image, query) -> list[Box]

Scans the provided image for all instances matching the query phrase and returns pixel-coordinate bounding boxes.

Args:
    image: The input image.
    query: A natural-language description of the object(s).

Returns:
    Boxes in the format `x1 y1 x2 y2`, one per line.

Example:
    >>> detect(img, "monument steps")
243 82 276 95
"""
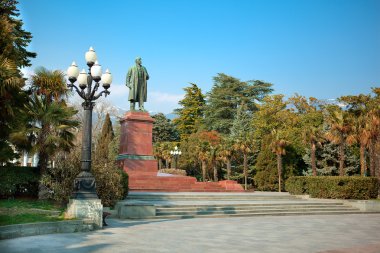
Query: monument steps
125 193 299 201
116 192 377 219
152 210 369 219
128 176 243 192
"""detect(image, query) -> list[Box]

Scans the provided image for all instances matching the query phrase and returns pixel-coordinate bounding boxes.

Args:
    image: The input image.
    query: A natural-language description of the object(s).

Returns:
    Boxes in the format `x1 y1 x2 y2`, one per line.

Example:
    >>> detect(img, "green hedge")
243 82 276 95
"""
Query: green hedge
0 166 40 198
285 176 379 199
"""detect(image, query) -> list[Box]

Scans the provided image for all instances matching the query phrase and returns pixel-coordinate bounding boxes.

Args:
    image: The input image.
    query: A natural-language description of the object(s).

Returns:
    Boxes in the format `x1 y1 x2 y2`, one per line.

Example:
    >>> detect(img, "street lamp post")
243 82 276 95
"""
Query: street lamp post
66 47 112 199
170 146 182 169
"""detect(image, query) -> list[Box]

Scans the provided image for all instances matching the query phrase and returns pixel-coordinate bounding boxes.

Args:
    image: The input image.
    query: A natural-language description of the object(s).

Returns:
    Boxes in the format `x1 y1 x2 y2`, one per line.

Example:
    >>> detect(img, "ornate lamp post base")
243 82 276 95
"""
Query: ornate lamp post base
71 171 98 199
65 199 103 228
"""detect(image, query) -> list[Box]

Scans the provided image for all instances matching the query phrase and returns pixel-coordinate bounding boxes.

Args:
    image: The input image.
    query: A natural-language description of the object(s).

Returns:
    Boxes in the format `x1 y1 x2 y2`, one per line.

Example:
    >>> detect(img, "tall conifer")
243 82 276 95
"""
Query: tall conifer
173 83 205 140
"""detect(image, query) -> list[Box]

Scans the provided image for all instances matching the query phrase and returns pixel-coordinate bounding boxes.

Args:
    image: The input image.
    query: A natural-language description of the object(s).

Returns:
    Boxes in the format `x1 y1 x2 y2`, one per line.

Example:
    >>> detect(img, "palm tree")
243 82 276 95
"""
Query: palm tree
197 149 209 182
325 106 352 176
11 94 79 175
270 130 288 192
27 68 74 174
153 142 165 170
367 110 380 176
302 112 324 176
210 146 218 181
347 114 371 176
159 142 173 168
195 131 221 182
217 138 234 180
30 67 69 103
233 140 251 190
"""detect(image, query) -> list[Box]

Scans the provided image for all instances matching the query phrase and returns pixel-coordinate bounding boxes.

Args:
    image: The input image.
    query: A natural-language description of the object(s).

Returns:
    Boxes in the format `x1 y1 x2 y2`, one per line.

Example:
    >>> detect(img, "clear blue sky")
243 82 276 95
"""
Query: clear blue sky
19 0 380 113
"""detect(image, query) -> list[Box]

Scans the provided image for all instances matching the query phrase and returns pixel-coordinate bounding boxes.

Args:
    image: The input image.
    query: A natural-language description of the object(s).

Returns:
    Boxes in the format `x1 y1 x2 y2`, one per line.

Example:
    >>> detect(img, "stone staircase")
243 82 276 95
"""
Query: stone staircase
116 192 371 219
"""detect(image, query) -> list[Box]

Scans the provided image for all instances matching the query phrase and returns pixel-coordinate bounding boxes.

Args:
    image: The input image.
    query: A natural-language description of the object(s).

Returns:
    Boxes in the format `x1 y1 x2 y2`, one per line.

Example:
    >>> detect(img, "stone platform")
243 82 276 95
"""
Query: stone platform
115 192 378 219
117 111 244 192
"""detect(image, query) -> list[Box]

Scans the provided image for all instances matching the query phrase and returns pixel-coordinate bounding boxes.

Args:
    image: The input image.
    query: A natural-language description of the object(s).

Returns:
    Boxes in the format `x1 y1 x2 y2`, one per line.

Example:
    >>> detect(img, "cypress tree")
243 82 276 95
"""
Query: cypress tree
95 113 114 161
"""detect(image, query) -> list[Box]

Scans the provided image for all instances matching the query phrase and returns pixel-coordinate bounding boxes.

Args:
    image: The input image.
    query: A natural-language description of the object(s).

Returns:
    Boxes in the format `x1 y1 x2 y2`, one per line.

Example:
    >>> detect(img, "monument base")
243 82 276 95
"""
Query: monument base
118 111 244 192
65 199 103 228
126 172 244 192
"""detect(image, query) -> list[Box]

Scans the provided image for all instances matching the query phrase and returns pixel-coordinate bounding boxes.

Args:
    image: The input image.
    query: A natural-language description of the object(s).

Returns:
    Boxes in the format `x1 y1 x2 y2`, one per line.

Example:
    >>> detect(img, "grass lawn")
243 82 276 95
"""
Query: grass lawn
0 199 66 226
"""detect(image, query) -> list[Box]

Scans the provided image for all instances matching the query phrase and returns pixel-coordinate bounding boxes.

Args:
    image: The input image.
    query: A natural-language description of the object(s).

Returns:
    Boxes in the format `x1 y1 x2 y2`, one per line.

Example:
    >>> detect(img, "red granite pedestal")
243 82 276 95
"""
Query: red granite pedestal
118 111 243 192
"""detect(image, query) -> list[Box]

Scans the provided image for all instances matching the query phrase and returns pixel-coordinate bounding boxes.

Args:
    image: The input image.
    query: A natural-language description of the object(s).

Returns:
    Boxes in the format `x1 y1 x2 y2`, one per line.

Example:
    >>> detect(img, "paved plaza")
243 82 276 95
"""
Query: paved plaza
1 214 380 253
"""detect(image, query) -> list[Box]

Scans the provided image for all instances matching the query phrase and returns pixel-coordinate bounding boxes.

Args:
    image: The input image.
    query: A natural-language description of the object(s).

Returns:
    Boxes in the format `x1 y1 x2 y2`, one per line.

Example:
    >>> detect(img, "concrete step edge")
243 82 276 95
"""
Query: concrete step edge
156 205 358 212
156 208 360 216
139 211 372 219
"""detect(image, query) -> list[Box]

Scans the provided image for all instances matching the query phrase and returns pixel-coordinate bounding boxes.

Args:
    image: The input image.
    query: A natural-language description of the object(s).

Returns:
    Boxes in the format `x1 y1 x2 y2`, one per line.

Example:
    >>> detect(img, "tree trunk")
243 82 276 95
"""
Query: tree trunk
243 153 248 190
38 150 49 176
277 153 282 192
369 142 375 177
311 141 317 176
339 144 345 176
226 158 231 180
158 159 163 170
202 160 207 182
213 163 218 182
375 139 380 178
37 123 50 200
359 143 367 176
37 122 50 175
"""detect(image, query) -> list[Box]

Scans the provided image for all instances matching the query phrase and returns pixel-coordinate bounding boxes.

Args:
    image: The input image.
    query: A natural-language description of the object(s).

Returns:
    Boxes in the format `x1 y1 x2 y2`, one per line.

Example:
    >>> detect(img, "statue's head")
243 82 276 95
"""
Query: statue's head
135 57 142 65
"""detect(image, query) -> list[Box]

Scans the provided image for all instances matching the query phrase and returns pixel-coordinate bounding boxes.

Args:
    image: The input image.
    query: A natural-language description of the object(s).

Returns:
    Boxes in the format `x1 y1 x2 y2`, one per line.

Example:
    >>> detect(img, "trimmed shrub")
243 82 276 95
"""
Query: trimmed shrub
121 170 129 197
285 176 308 195
93 159 129 207
0 166 40 198
254 168 280 191
286 176 379 199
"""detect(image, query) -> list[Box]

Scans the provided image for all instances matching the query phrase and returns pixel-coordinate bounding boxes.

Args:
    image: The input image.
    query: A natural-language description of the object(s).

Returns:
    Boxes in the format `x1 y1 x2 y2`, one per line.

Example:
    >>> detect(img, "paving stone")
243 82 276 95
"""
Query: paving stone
1 214 379 253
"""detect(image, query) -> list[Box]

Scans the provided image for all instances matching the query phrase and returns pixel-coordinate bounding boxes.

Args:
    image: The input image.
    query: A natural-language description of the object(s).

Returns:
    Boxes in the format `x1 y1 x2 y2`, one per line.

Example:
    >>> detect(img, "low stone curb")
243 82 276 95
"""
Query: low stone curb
294 195 380 211
0 219 96 240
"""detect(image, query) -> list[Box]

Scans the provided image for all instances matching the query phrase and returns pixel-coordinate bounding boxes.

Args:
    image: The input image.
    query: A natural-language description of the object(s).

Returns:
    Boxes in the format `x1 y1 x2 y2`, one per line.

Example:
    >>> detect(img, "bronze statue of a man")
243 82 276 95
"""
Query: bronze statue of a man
126 57 149 111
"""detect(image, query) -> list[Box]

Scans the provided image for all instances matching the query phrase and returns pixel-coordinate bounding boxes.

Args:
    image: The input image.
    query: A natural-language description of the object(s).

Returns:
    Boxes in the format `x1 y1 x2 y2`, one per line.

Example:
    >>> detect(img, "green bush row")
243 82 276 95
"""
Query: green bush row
285 176 379 199
0 166 40 198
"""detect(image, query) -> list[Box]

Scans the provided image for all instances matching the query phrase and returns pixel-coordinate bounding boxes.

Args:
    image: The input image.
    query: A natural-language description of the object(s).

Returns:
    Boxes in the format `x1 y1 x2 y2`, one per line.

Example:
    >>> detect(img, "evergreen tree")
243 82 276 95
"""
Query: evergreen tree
231 102 254 190
173 83 205 140
95 113 114 161
252 95 301 191
0 0 36 162
93 114 128 206
152 113 179 143
204 73 273 134
0 0 36 67
254 138 278 191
